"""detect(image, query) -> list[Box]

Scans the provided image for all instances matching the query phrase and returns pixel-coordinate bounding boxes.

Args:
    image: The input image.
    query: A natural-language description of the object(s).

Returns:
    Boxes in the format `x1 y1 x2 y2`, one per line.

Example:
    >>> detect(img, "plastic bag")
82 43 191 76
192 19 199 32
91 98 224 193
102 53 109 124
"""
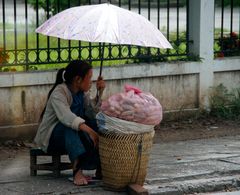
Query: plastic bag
96 112 155 134
100 85 162 125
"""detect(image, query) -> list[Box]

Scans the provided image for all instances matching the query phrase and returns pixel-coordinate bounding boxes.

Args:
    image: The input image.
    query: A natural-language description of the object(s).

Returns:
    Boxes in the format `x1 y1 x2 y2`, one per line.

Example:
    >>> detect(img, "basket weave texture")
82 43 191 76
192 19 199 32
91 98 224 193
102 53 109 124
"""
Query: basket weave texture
99 130 155 190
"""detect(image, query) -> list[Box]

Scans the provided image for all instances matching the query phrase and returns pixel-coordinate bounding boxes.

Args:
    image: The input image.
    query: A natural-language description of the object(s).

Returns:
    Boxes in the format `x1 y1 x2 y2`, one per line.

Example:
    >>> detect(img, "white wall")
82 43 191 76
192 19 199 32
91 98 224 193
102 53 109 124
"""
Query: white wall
0 57 239 140
0 0 240 139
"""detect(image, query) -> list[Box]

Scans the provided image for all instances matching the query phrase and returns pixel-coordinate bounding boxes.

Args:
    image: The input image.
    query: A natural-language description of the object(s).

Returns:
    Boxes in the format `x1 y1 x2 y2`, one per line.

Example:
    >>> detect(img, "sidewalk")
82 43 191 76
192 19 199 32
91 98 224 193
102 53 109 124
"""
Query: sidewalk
1 134 240 195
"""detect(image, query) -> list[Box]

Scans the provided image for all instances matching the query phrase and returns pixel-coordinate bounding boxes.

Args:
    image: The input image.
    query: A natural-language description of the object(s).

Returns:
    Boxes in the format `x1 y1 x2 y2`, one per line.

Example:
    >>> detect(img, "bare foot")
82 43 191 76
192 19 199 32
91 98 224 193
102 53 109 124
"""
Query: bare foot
73 169 88 186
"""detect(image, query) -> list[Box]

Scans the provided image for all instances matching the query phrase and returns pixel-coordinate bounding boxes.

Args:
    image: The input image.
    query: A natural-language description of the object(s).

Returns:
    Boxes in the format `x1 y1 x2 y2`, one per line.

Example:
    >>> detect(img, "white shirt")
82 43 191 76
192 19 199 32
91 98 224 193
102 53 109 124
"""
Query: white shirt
34 83 100 152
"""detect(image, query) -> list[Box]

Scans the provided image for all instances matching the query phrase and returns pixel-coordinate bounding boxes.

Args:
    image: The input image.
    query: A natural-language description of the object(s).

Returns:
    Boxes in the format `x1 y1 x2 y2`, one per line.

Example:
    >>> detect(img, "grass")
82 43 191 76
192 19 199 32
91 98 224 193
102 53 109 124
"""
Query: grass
3 26 237 71
209 84 240 120
0 27 189 71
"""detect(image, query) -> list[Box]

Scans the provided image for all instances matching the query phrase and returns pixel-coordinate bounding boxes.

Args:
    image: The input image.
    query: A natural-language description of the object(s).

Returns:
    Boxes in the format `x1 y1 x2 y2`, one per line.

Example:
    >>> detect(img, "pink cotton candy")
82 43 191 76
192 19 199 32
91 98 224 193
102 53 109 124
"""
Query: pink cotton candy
124 84 142 94
100 85 163 125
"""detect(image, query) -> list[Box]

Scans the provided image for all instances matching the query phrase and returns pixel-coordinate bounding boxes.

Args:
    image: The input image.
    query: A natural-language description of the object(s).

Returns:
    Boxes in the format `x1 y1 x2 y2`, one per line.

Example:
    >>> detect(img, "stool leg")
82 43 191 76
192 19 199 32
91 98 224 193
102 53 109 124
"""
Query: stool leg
52 155 61 177
30 155 37 176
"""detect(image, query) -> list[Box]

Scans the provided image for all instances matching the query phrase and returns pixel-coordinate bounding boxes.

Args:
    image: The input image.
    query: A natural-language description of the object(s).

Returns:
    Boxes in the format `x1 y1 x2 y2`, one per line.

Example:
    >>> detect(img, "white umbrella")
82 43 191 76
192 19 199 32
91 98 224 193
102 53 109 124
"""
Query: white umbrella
36 3 172 76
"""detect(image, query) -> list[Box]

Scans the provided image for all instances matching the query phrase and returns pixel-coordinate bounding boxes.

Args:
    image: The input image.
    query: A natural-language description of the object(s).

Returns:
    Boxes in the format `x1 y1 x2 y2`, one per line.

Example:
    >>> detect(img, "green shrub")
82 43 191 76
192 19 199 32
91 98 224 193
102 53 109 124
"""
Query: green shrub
215 0 240 7
209 84 240 119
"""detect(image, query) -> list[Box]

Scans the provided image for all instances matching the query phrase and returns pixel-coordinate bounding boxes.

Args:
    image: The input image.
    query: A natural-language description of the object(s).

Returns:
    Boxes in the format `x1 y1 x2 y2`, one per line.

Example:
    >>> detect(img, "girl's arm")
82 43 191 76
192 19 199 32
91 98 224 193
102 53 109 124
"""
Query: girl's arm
79 123 99 147
50 86 85 130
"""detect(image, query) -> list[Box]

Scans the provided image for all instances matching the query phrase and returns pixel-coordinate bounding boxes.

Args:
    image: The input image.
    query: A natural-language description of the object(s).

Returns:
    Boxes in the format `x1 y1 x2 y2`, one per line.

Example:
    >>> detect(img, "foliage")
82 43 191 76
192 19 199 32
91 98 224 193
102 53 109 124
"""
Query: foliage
0 48 17 71
27 0 88 16
215 0 240 7
209 84 240 120
0 28 191 72
0 48 9 71
216 32 240 57
27 0 188 16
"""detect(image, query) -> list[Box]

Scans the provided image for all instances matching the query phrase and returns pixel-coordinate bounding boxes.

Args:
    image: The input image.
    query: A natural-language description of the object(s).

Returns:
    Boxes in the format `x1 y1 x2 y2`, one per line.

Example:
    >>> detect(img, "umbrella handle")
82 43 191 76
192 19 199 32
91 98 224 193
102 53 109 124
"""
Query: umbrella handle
96 42 105 103
99 42 105 77
96 90 100 104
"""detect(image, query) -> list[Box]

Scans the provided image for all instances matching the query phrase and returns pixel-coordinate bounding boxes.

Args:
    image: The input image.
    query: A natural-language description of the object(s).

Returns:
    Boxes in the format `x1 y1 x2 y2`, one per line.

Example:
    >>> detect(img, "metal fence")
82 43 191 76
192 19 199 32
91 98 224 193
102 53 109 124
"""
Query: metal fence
214 0 240 58
0 0 189 71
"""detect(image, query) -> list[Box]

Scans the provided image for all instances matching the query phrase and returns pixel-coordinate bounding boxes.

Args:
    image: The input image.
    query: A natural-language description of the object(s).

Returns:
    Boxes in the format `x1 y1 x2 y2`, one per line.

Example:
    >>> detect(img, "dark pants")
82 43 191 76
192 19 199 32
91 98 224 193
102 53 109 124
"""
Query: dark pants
47 120 100 170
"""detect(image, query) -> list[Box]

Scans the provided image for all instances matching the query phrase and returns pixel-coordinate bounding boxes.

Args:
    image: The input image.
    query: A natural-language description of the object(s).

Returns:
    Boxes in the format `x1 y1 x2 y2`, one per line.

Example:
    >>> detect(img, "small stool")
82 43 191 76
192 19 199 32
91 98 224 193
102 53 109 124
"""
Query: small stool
30 148 72 177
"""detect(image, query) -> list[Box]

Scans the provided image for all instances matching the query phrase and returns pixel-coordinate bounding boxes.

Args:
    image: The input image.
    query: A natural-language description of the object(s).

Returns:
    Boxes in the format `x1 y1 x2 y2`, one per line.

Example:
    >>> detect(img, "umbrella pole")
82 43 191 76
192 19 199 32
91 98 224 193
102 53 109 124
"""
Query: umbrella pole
99 42 105 77
96 42 105 103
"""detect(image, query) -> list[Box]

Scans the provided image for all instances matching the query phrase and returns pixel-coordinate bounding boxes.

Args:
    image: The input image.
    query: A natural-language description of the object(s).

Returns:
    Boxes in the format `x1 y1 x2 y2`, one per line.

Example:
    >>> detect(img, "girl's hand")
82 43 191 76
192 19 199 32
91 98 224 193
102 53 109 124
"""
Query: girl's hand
79 123 99 147
88 130 99 147
96 76 105 92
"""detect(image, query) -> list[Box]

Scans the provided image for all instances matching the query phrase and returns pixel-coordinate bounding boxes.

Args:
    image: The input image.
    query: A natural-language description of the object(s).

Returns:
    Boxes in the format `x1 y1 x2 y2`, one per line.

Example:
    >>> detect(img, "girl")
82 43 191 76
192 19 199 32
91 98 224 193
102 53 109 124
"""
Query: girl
34 60 105 186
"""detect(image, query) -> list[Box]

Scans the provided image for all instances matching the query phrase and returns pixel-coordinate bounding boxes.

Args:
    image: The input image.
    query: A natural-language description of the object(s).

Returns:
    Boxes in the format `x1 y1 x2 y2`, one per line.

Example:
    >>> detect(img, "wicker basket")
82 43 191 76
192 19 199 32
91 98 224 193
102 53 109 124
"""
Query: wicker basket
99 130 155 191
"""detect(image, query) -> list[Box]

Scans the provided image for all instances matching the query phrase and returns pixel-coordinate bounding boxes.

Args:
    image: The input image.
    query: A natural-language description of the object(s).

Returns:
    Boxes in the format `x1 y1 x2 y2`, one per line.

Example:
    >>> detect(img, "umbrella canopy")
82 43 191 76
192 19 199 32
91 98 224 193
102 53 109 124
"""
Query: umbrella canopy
36 3 172 49
36 3 172 100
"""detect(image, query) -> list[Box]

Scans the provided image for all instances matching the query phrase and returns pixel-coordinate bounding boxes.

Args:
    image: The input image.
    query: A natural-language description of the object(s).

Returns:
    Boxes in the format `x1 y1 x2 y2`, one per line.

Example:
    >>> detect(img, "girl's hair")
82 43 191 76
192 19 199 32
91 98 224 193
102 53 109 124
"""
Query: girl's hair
39 60 92 121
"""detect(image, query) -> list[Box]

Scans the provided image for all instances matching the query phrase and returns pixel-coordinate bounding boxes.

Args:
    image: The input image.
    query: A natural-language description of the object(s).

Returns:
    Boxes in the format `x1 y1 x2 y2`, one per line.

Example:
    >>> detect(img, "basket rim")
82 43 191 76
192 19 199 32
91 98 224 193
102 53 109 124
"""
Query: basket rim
99 130 154 136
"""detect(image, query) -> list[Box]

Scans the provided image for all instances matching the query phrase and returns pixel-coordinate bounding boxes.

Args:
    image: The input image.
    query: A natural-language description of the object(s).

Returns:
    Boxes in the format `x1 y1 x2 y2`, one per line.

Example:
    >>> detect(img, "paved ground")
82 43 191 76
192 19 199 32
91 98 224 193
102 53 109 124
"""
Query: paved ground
198 192 240 195
145 135 240 194
1 132 240 195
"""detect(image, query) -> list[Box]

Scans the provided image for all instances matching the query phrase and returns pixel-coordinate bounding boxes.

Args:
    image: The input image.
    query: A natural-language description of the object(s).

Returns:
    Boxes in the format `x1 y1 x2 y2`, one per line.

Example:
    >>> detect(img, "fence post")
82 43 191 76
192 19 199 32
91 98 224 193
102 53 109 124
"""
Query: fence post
188 0 215 110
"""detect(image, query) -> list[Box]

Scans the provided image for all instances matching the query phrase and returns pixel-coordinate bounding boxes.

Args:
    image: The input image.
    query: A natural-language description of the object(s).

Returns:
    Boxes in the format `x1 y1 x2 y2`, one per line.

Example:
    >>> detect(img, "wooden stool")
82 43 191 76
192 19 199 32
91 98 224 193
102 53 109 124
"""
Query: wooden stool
30 148 72 177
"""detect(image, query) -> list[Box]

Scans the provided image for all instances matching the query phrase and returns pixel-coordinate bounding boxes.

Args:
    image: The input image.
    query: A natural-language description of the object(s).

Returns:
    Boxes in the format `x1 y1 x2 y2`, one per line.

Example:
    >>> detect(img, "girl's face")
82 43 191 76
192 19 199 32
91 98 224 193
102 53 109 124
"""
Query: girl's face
79 69 93 92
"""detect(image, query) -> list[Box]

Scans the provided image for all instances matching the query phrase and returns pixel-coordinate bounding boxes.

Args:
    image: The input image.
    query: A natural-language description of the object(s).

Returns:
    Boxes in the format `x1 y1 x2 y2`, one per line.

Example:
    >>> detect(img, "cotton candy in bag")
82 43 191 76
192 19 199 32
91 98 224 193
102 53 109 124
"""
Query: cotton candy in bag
100 85 162 125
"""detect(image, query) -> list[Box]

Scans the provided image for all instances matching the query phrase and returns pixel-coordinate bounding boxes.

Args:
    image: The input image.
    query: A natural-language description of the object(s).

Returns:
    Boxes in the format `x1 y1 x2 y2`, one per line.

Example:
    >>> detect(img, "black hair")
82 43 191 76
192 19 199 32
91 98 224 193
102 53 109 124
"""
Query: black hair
39 60 92 121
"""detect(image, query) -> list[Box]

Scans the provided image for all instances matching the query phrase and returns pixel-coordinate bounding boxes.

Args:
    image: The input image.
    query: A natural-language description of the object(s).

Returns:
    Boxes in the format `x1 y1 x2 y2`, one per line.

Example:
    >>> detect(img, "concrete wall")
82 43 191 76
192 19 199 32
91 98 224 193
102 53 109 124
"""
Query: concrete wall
0 57 239 140
0 0 240 140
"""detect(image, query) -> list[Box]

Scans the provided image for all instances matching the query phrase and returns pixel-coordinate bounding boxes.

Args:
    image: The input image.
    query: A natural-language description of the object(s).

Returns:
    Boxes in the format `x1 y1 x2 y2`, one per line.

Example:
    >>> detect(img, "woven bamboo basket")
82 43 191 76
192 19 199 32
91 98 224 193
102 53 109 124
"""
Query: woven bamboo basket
99 130 155 191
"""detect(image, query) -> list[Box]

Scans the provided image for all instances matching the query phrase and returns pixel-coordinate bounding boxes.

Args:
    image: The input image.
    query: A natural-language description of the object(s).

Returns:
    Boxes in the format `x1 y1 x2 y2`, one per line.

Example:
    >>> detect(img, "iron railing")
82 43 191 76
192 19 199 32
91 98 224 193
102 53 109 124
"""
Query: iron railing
0 0 189 71
214 0 240 58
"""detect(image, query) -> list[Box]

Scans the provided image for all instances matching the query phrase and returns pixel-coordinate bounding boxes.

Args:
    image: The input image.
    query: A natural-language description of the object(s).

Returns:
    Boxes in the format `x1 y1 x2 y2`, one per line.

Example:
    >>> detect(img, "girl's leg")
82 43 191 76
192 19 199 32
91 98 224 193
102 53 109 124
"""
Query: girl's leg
64 126 86 163
63 124 90 185
85 120 102 179
72 159 88 185
48 123 89 185
48 122 87 162
47 123 66 154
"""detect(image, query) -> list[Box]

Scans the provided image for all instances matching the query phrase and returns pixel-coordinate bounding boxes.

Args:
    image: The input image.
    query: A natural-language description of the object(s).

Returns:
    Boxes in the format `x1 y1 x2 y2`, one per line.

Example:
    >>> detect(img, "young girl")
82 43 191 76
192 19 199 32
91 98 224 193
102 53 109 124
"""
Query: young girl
34 60 105 186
